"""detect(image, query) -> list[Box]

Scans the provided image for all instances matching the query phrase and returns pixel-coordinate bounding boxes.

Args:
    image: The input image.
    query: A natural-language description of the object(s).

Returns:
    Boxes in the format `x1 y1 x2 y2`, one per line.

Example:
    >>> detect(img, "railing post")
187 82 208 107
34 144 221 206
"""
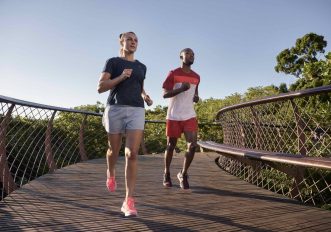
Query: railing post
45 111 57 173
79 115 88 161
0 104 18 194
290 100 307 155
290 99 306 197
250 106 262 150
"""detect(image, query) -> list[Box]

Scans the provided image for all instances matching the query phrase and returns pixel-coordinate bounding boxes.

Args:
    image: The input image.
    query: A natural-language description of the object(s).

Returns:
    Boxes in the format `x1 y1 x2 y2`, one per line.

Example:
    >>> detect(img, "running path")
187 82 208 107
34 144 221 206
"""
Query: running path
1 153 331 231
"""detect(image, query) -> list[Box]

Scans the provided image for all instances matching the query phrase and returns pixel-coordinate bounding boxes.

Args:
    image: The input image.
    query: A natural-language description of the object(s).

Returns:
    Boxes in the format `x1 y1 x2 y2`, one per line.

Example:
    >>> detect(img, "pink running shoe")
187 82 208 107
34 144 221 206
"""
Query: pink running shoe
106 177 117 192
121 197 138 217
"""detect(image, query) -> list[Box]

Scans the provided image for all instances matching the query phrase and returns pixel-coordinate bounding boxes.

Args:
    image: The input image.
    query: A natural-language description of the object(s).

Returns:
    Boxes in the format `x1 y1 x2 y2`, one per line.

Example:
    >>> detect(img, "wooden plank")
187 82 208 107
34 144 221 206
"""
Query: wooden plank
1 153 331 231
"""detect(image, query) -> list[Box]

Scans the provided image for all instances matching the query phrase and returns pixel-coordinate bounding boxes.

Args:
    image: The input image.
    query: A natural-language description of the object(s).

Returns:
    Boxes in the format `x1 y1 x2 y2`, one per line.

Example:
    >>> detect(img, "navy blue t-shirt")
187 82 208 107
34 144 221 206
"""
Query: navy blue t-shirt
103 57 146 108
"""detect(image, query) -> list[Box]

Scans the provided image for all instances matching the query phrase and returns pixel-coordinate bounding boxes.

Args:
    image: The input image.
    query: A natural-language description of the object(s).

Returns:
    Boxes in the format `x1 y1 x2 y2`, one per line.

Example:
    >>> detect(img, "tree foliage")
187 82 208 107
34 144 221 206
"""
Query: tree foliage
144 105 167 153
290 52 331 90
244 85 280 101
275 33 327 78
55 102 107 159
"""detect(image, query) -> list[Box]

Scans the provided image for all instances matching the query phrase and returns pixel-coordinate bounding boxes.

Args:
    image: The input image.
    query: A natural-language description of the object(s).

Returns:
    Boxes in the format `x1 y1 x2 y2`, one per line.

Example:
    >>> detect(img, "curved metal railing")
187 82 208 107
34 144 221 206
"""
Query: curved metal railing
212 85 331 207
0 95 108 200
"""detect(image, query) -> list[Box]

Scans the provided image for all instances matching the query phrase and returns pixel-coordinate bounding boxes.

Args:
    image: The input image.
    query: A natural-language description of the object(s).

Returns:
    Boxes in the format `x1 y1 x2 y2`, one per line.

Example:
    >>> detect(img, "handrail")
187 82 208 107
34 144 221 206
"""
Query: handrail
0 95 102 116
216 85 331 117
0 96 219 126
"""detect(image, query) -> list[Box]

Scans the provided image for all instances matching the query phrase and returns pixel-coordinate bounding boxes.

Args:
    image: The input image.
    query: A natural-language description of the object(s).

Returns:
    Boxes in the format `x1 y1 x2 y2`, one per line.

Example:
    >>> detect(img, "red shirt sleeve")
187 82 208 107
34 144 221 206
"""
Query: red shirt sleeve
162 70 175 90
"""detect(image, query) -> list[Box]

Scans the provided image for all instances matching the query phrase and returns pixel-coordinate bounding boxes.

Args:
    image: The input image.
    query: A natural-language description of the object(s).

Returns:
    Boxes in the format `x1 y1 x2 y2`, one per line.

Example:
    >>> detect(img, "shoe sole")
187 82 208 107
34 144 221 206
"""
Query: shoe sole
121 208 138 217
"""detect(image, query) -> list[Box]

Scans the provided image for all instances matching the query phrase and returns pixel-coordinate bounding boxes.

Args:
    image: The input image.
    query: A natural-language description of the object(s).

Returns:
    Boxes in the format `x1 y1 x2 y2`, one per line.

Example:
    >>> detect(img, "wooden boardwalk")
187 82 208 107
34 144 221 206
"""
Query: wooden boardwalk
1 153 331 231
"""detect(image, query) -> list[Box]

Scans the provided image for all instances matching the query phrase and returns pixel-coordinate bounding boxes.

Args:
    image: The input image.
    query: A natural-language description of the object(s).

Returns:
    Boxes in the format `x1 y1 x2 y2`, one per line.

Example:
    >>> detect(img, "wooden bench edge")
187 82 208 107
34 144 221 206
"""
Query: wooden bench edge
198 141 331 170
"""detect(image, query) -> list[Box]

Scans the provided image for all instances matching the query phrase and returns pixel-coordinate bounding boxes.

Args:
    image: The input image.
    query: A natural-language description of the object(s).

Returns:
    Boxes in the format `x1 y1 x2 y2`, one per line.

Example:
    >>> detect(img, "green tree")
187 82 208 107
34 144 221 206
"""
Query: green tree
291 52 331 90
278 83 288 93
275 33 327 78
73 101 105 113
144 105 167 153
74 102 107 159
54 102 106 159
244 85 279 101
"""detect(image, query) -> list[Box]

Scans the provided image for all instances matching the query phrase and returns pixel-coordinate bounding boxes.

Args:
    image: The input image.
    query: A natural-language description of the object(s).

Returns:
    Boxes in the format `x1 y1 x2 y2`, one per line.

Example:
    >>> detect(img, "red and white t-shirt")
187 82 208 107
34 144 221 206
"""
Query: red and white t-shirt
162 68 200 121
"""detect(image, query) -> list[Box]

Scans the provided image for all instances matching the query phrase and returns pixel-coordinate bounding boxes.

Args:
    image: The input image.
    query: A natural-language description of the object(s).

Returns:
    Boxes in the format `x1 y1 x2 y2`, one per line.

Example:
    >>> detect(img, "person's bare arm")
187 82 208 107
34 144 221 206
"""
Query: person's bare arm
193 86 199 103
141 81 153 106
163 82 190 99
97 69 132 93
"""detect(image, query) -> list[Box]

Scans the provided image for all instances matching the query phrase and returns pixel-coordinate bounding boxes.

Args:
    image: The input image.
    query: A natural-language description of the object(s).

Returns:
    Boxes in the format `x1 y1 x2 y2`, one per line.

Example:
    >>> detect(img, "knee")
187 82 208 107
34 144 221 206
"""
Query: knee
106 147 112 157
187 142 197 152
166 142 176 152
125 149 138 160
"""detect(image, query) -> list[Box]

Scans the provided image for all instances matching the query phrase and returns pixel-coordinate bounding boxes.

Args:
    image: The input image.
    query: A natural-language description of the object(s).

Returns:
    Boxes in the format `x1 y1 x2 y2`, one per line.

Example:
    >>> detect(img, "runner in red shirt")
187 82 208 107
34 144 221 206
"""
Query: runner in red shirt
162 48 200 190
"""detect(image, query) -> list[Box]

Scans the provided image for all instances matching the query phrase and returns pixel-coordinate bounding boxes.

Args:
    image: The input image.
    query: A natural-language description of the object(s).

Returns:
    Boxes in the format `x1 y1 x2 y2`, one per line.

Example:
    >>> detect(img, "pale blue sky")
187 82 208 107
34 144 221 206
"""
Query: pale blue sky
1 0 330 109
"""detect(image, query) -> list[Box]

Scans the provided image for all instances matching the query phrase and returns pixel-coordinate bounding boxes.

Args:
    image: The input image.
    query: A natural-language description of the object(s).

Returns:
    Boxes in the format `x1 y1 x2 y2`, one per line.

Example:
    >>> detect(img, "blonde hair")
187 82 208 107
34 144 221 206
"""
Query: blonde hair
119 31 136 56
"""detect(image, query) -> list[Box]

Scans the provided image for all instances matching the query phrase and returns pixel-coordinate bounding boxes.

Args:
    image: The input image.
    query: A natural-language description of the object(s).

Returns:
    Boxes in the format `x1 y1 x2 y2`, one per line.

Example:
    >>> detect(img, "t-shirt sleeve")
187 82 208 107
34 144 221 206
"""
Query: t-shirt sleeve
102 58 114 75
162 71 175 90
143 64 147 79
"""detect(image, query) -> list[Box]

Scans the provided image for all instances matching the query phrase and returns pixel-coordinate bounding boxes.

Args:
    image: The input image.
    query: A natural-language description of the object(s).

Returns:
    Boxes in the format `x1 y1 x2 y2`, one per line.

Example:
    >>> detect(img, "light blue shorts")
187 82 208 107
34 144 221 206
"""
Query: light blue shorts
102 105 145 134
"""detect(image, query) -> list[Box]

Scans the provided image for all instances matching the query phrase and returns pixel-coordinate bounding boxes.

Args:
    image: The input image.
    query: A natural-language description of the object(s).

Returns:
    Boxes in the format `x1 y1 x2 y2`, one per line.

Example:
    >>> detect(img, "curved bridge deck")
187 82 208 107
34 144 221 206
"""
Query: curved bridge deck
1 153 331 231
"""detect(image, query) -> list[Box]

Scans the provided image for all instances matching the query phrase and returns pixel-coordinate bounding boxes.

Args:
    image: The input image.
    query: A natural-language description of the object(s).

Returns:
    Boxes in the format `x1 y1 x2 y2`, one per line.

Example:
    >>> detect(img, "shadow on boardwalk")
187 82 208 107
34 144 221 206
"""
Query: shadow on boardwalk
1 153 331 231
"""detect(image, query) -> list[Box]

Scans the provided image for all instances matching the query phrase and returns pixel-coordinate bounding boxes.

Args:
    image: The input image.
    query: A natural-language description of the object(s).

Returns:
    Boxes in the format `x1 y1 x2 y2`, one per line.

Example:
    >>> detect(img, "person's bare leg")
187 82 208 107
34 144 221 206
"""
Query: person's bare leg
124 130 143 199
182 131 197 175
164 137 177 174
107 133 122 178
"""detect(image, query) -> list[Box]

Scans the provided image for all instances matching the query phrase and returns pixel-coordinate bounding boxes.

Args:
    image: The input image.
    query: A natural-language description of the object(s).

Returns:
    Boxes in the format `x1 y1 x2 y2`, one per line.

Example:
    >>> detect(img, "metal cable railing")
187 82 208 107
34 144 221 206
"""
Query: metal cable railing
0 95 105 200
211 85 331 207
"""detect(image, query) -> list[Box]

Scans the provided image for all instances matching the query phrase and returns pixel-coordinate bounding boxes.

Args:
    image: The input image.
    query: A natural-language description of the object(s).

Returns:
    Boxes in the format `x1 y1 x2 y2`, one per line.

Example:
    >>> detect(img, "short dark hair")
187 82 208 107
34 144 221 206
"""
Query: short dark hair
179 48 193 59
180 48 192 55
